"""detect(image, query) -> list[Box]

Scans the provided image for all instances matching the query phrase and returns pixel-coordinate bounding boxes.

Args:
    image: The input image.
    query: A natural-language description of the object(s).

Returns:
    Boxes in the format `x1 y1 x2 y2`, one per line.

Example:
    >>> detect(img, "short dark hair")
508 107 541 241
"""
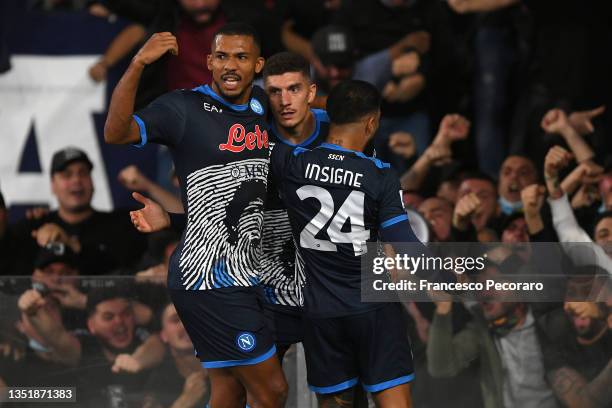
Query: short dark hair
213 22 261 53
459 170 497 189
86 286 131 317
0 190 5 209
262 52 311 81
594 210 612 233
327 80 381 125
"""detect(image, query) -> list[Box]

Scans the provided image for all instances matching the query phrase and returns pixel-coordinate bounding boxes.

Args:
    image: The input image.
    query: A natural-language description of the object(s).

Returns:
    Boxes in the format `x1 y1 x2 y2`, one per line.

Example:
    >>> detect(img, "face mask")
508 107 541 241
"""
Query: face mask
488 304 524 337
499 197 523 215
29 338 52 353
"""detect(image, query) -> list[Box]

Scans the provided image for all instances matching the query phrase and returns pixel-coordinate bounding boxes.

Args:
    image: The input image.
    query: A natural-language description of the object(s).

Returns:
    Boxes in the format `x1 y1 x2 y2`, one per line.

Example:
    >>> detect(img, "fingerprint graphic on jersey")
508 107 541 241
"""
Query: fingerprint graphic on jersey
179 158 268 290
261 209 304 306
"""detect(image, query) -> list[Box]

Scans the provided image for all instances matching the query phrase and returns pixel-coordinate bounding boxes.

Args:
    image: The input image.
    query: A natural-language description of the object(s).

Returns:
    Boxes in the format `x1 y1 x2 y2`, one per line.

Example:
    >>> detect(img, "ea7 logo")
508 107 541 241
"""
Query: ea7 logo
203 102 222 113
219 124 269 153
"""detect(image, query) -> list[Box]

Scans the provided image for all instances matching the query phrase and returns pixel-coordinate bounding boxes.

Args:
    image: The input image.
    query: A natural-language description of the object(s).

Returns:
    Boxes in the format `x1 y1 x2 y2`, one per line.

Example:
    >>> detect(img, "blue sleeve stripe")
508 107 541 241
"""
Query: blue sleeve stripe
362 373 415 392
132 114 147 147
380 214 409 229
308 378 358 394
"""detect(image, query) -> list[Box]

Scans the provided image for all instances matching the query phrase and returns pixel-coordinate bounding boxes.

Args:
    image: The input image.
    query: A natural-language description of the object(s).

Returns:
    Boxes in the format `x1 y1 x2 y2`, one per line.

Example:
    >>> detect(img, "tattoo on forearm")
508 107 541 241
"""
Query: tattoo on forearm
550 365 612 408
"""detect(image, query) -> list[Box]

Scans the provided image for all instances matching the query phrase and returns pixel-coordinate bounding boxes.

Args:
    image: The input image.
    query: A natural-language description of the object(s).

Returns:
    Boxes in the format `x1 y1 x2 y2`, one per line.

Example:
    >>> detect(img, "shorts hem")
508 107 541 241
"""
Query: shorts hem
309 378 359 394
362 373 415 393
201 345 276 368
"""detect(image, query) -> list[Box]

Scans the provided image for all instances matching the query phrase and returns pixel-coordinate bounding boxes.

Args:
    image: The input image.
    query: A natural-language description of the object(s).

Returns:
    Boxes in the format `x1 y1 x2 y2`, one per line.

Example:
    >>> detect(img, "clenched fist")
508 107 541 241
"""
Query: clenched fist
18 289 47 316
541 108 571 135
112 354 143 373
133 32 179 67
452 192 480 231
118 165 151 192
544 146 573 179
436 114 470 145
520 184 546 218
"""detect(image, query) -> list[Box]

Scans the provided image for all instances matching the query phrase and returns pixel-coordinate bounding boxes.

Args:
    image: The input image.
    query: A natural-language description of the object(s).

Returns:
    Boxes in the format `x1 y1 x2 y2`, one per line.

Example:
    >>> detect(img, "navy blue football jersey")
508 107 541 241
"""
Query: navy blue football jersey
134 85 270 291
261 109 329 307
270 142 408 318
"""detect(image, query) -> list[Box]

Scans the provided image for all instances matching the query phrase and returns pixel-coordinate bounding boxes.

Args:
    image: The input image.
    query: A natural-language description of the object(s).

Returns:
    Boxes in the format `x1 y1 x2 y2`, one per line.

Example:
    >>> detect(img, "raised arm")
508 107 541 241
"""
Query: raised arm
89 24 147 82
18 290 81 366
399 114 469 191
119 165 184 213
542 109 594 164
104 32 178 145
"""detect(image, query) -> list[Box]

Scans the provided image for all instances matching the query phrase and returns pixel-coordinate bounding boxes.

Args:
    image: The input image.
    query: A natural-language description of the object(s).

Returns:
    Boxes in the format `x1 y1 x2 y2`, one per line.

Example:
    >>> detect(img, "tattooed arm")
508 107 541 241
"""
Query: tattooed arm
547 360 612 408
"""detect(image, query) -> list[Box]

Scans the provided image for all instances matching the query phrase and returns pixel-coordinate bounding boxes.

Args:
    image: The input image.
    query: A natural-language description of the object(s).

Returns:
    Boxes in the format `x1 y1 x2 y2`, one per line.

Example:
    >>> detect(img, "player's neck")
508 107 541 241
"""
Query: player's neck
328 124 368 153
210 82 251 106
277 110 315 145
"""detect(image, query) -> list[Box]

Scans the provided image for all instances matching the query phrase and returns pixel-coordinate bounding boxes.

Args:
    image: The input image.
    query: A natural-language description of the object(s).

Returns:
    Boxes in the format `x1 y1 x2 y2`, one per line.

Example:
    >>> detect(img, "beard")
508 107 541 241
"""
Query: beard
184 5 221 25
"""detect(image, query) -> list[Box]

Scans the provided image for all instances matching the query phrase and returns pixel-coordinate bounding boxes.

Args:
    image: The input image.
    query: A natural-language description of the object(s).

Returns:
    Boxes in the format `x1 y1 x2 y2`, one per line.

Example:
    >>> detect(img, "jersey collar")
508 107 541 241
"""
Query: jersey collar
271 109 322 147
193 84 250 111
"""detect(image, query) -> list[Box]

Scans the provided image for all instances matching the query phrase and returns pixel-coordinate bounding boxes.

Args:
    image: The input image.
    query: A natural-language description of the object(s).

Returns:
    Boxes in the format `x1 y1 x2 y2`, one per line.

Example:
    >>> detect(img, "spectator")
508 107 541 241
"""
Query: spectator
498 155 538 215
447 0 524 177
332 0 435 170
598 171 612 212
418 195 478 242
75 287 165 406
544 145 612 274
537 268 611 408
9 147 147 276
457 172 502 237
142 303 209 408
31 245 88 330
87 0 160 25
277 0 342 79
311 25 357 94
427 259 560 408
418 197 453 242
500 212 529 243
0 288 79 391
400 113 470 193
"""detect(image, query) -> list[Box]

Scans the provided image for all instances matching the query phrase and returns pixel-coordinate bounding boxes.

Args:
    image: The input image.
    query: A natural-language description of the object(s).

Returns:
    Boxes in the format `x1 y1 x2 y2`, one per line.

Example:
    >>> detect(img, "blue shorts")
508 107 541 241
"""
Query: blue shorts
170 287 276 368
303 303 415 394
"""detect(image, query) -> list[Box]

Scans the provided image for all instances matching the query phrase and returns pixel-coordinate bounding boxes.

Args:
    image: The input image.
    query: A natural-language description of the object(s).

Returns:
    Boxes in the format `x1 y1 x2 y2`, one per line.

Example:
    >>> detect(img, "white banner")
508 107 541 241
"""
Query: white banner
0 55 112 210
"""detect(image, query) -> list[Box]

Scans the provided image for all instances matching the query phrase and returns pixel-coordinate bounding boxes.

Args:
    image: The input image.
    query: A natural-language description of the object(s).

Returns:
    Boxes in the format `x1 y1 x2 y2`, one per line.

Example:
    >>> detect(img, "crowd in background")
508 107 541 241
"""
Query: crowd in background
1 0 611 407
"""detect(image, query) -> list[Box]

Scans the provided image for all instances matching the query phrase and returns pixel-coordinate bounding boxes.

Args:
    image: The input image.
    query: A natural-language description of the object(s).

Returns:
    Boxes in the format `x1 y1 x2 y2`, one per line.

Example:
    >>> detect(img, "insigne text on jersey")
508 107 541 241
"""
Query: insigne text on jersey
304 163 364 188
219 124 269 153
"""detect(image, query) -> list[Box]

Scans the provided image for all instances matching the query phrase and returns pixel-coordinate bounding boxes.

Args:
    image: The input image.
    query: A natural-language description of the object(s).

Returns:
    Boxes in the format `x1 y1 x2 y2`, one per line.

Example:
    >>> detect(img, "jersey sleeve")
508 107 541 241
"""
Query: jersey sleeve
269 141 294 182
377 169 408 229
133 90 187 147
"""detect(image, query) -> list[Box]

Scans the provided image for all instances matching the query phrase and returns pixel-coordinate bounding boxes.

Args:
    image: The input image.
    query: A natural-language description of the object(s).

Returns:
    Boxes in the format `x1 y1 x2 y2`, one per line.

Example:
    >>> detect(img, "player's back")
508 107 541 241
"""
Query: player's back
272 142 406 318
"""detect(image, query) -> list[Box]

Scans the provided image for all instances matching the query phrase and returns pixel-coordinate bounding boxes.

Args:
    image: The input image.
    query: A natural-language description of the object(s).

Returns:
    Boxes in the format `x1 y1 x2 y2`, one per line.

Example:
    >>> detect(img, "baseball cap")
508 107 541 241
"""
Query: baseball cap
312 25 356 68
34 244 78 270
50 147 93 175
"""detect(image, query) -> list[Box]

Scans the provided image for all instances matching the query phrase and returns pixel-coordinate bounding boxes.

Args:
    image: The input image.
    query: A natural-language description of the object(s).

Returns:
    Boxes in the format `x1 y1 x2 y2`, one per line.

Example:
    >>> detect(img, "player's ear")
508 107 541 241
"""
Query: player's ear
307 82 317 104
255 57 265 75
206 54 213 71
365 111 380 139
